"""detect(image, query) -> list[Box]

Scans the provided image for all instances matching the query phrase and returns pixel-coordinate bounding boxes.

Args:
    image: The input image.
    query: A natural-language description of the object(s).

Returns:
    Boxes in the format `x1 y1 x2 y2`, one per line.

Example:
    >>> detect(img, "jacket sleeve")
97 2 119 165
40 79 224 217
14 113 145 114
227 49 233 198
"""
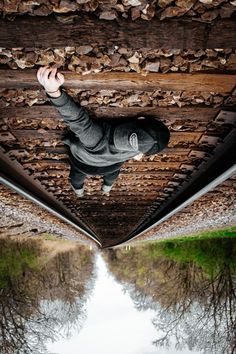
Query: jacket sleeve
47 89 104 147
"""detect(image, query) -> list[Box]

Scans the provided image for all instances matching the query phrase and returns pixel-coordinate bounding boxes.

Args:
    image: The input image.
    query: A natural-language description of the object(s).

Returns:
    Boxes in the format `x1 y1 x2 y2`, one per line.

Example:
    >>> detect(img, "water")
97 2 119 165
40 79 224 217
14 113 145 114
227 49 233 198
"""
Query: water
0 237 235 354
47 256 159 354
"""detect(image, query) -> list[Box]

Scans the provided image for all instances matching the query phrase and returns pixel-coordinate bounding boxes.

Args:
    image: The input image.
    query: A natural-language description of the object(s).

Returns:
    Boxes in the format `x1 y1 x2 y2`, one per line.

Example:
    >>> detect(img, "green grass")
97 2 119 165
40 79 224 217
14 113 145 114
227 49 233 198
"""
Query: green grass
136 226 236 246
0 239 41 288
146 235 236 276
41 233 58 241
165 239 235 273
126 227 236 277
41 233 71 243
165 226 236 242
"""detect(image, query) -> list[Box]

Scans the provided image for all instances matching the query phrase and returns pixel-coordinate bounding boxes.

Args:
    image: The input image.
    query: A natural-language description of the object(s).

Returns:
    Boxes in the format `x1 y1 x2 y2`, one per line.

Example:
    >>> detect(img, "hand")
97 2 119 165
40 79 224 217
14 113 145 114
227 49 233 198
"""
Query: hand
37 66 64 97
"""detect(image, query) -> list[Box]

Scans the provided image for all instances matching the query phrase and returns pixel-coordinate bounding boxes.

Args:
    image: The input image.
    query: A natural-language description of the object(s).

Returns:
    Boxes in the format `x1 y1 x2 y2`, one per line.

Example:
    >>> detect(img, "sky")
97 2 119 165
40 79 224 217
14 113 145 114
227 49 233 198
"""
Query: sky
46 255 201 354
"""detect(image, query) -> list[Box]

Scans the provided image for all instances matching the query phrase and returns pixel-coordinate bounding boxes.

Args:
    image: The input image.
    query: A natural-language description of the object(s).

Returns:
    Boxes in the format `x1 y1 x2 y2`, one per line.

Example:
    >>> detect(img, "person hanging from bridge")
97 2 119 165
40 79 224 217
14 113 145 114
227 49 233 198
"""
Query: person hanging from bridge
37 66 170 197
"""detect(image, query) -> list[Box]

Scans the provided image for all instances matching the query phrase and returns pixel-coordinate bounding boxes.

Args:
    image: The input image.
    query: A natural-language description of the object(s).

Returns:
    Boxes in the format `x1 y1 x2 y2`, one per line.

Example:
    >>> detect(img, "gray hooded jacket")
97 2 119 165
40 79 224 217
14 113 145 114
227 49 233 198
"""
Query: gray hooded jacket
48 90 139 169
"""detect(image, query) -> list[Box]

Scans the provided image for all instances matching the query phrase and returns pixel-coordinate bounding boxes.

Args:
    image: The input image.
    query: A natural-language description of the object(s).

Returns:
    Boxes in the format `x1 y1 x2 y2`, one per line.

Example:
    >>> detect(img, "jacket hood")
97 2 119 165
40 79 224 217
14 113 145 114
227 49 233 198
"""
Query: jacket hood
113 118 170 154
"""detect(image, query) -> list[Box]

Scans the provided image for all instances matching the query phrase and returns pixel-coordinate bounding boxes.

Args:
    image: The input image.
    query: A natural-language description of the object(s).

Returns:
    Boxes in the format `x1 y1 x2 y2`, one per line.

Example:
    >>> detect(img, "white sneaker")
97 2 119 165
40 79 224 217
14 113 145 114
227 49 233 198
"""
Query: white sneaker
102 184 112 194
71 185 84 197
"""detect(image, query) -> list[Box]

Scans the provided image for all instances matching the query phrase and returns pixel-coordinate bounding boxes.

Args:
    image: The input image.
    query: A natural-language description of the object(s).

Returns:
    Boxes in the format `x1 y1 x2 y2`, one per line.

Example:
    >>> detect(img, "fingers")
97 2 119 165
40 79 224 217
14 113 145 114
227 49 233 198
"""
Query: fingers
48 67 65 84
36 66 45 83
57 72 65 85
36 65 64 90
43 67 52 80
49 67 57 80
37 65 49 84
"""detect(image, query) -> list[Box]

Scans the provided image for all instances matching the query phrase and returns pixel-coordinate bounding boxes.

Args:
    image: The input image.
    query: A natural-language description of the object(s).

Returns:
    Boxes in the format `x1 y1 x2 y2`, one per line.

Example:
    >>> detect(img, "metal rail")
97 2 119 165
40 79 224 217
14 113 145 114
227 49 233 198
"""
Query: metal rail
1 126 236 248
0 149 101 247
0 175 101 247
116 164 236 246
109 129 236 248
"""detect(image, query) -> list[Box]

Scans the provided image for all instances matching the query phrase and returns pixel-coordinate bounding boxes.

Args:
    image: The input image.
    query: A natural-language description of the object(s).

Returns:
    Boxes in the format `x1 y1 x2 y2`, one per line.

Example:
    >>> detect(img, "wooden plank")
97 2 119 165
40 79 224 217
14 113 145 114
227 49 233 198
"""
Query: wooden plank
120 171 174 177
11 146 189 156
1 105 220 122
82 210 145 214
125 161 181 169
9 131 203 147
0 16 235 48
1 70 235 93
11 129 63 140
170 131 202 144
21 159 179 171
5 146 192 159
8 130 204 149
92 106 220 121
82 212 145 216
118 179 168 185
20 159 173 177
75 200 152 205
20 158 181 170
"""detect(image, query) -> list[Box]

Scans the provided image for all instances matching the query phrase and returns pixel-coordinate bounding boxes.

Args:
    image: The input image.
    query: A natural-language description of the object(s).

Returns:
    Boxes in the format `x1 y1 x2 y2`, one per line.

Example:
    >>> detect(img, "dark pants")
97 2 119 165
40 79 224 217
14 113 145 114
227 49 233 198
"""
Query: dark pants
64 134 124 190
69 167 120 189
68 149 123 189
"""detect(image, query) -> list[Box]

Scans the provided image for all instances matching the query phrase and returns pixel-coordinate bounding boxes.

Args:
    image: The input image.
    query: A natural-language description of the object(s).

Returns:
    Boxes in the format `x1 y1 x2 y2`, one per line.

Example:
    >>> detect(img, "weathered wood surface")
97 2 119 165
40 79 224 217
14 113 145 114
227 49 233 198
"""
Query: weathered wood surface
20 158 181 170
1 70 235 92
0 16 235 48
6 146 199 156
9 129 203 144
124 161 181 169
1 104 220 121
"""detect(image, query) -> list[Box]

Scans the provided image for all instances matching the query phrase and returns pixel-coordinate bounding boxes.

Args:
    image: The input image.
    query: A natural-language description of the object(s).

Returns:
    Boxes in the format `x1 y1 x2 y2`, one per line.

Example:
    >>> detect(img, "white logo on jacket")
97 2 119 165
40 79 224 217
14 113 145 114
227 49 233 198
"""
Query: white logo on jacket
129 133 138 150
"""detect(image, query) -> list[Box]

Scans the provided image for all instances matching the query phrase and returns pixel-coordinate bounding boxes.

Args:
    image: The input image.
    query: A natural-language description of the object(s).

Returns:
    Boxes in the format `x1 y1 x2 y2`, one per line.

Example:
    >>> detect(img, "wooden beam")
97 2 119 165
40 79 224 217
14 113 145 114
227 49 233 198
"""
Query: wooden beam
0 70 235 93
0 16 235 48
90 106 220 121
4 146 202 156
1 104 220 122
8 130 203 145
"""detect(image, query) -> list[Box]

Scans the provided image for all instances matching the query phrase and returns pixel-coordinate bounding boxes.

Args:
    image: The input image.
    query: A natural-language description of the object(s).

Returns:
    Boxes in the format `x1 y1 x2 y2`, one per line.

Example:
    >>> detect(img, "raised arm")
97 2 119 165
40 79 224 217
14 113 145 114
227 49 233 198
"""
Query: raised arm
36 66 103 147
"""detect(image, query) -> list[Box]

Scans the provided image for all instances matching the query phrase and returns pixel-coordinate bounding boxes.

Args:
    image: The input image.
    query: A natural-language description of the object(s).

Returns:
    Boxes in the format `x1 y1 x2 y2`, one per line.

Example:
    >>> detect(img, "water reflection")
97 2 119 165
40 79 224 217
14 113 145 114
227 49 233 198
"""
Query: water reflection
104 237 236 354
48 255 160 354
0 237 95 354
1 236 236 354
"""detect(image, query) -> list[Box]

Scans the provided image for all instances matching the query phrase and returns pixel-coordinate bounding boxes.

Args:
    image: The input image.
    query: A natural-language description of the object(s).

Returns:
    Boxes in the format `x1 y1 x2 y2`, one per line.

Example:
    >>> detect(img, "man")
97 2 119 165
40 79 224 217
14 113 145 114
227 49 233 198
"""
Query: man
37 66 170 197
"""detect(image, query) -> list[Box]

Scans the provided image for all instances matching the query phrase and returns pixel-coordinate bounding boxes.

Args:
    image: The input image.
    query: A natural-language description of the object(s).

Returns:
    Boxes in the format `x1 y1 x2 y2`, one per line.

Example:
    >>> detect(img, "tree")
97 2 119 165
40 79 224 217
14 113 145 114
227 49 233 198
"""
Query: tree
0 237 96 354
104 238 236 354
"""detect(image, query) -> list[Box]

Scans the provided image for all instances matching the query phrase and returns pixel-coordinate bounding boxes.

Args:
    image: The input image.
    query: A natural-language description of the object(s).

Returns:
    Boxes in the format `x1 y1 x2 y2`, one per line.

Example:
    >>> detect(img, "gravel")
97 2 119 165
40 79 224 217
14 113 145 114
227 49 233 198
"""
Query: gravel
0 185 97 247
135 177 236 241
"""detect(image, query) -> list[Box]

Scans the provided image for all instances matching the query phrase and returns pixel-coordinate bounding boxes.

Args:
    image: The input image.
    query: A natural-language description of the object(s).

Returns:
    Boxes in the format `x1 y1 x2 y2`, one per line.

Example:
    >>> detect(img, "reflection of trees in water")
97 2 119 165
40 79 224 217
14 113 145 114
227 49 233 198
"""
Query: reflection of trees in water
0 238 95 354
104 238 236 354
